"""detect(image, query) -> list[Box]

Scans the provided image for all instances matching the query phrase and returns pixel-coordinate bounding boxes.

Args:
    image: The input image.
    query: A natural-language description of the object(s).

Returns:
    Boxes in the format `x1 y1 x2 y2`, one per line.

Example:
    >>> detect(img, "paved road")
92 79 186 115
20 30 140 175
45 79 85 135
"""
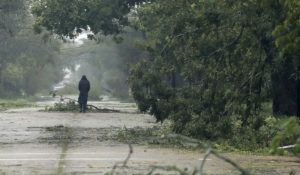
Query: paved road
0 107 299 175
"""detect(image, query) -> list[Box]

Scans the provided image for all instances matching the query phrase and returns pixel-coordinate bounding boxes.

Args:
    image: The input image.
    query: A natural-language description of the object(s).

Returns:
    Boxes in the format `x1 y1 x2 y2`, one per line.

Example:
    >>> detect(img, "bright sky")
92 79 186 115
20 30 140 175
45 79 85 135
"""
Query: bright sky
73 29 93 45
74 33 88 45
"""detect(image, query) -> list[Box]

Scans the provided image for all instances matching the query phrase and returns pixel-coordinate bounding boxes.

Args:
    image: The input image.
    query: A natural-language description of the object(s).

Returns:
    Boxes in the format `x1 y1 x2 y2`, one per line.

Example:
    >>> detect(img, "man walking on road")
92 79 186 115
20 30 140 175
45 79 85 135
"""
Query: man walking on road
78 75 90 112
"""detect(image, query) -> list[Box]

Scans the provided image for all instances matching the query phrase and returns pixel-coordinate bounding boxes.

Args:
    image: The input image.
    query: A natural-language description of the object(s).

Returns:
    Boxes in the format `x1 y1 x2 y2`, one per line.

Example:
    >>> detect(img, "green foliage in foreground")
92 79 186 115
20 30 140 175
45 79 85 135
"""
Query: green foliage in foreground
213 116 299 154
270 117 300 155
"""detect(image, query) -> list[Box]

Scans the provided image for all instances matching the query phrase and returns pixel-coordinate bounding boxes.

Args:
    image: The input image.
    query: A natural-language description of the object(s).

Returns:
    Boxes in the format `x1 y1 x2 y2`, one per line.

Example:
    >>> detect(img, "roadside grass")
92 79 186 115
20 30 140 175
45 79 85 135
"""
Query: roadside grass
0 99 36 111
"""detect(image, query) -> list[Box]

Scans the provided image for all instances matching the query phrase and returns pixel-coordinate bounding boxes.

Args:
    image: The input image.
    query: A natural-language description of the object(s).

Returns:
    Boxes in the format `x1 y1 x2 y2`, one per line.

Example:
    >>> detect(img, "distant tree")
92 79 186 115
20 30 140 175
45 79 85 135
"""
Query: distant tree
59 28 146 100
0 0 65 97
0 0 26 36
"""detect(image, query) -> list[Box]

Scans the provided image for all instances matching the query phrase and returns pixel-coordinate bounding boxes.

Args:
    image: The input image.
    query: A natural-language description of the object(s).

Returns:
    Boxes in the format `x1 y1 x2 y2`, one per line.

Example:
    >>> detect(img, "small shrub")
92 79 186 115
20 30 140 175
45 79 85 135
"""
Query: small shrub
46 101 80 112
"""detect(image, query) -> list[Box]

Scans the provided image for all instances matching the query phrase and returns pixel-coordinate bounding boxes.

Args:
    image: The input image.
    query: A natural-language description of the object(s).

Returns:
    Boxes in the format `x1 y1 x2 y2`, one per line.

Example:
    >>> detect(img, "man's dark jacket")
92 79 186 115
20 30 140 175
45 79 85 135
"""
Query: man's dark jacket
78 76 90 104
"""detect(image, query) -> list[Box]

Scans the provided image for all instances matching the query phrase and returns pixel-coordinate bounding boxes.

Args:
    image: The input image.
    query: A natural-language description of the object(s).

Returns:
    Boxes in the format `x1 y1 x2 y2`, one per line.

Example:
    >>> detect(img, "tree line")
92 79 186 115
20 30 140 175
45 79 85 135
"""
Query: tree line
0 0 65 98
10 0 300 144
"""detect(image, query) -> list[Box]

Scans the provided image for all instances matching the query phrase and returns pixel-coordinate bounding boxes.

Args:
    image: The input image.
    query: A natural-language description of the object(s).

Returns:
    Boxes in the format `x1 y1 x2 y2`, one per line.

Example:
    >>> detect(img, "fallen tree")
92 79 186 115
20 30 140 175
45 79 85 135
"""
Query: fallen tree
46 93 120 113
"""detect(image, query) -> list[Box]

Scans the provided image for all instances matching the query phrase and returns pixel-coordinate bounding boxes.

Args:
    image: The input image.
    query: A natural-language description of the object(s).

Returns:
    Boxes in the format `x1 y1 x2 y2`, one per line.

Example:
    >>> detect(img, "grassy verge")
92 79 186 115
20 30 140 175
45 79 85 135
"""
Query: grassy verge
0 99 36 111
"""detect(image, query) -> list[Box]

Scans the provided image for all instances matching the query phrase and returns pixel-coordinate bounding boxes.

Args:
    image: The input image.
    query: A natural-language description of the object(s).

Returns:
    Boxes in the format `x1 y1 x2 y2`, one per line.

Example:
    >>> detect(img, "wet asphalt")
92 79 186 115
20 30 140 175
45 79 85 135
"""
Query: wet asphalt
0 99 299 175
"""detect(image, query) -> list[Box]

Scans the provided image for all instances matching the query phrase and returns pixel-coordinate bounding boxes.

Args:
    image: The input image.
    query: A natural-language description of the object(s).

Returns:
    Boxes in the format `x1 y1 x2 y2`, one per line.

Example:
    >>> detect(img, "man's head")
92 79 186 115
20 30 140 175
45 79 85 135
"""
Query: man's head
82 75 87 80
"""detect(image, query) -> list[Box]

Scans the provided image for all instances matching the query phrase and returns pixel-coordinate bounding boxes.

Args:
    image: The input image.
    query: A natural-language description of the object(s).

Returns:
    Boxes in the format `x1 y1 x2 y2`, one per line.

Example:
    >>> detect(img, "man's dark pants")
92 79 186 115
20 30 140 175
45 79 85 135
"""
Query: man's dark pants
79 93 88 112
79 100 87 112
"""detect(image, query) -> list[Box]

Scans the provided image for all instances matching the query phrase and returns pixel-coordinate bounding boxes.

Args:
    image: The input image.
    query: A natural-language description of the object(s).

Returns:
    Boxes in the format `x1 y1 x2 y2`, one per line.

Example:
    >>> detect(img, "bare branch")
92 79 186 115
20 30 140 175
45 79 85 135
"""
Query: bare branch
210 149 250 175
112 144 133 175
61 97 120 112
160 28 200 55
199 24 245 59
159 24 244 57
146 134 251 175
199 149 211 174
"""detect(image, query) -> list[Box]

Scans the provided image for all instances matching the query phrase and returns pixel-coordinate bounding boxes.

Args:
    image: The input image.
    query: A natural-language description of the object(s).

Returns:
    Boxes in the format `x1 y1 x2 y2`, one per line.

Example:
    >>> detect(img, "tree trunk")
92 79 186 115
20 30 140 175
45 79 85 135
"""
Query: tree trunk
271 57 298 116
297 70 300 117
171 72 176 88
260 36 298 117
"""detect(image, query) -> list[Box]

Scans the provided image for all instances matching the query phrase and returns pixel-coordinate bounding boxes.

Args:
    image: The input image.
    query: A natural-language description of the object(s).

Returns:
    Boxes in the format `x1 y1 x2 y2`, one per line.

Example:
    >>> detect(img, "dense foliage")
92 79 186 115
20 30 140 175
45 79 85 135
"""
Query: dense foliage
31 0 145 39
31 0 299 149
128 0 299 139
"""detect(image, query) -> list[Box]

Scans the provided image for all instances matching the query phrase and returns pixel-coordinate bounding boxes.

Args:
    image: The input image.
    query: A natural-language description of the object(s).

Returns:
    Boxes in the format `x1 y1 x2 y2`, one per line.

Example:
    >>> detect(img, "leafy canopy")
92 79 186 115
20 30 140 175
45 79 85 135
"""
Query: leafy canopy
31 0 145 39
